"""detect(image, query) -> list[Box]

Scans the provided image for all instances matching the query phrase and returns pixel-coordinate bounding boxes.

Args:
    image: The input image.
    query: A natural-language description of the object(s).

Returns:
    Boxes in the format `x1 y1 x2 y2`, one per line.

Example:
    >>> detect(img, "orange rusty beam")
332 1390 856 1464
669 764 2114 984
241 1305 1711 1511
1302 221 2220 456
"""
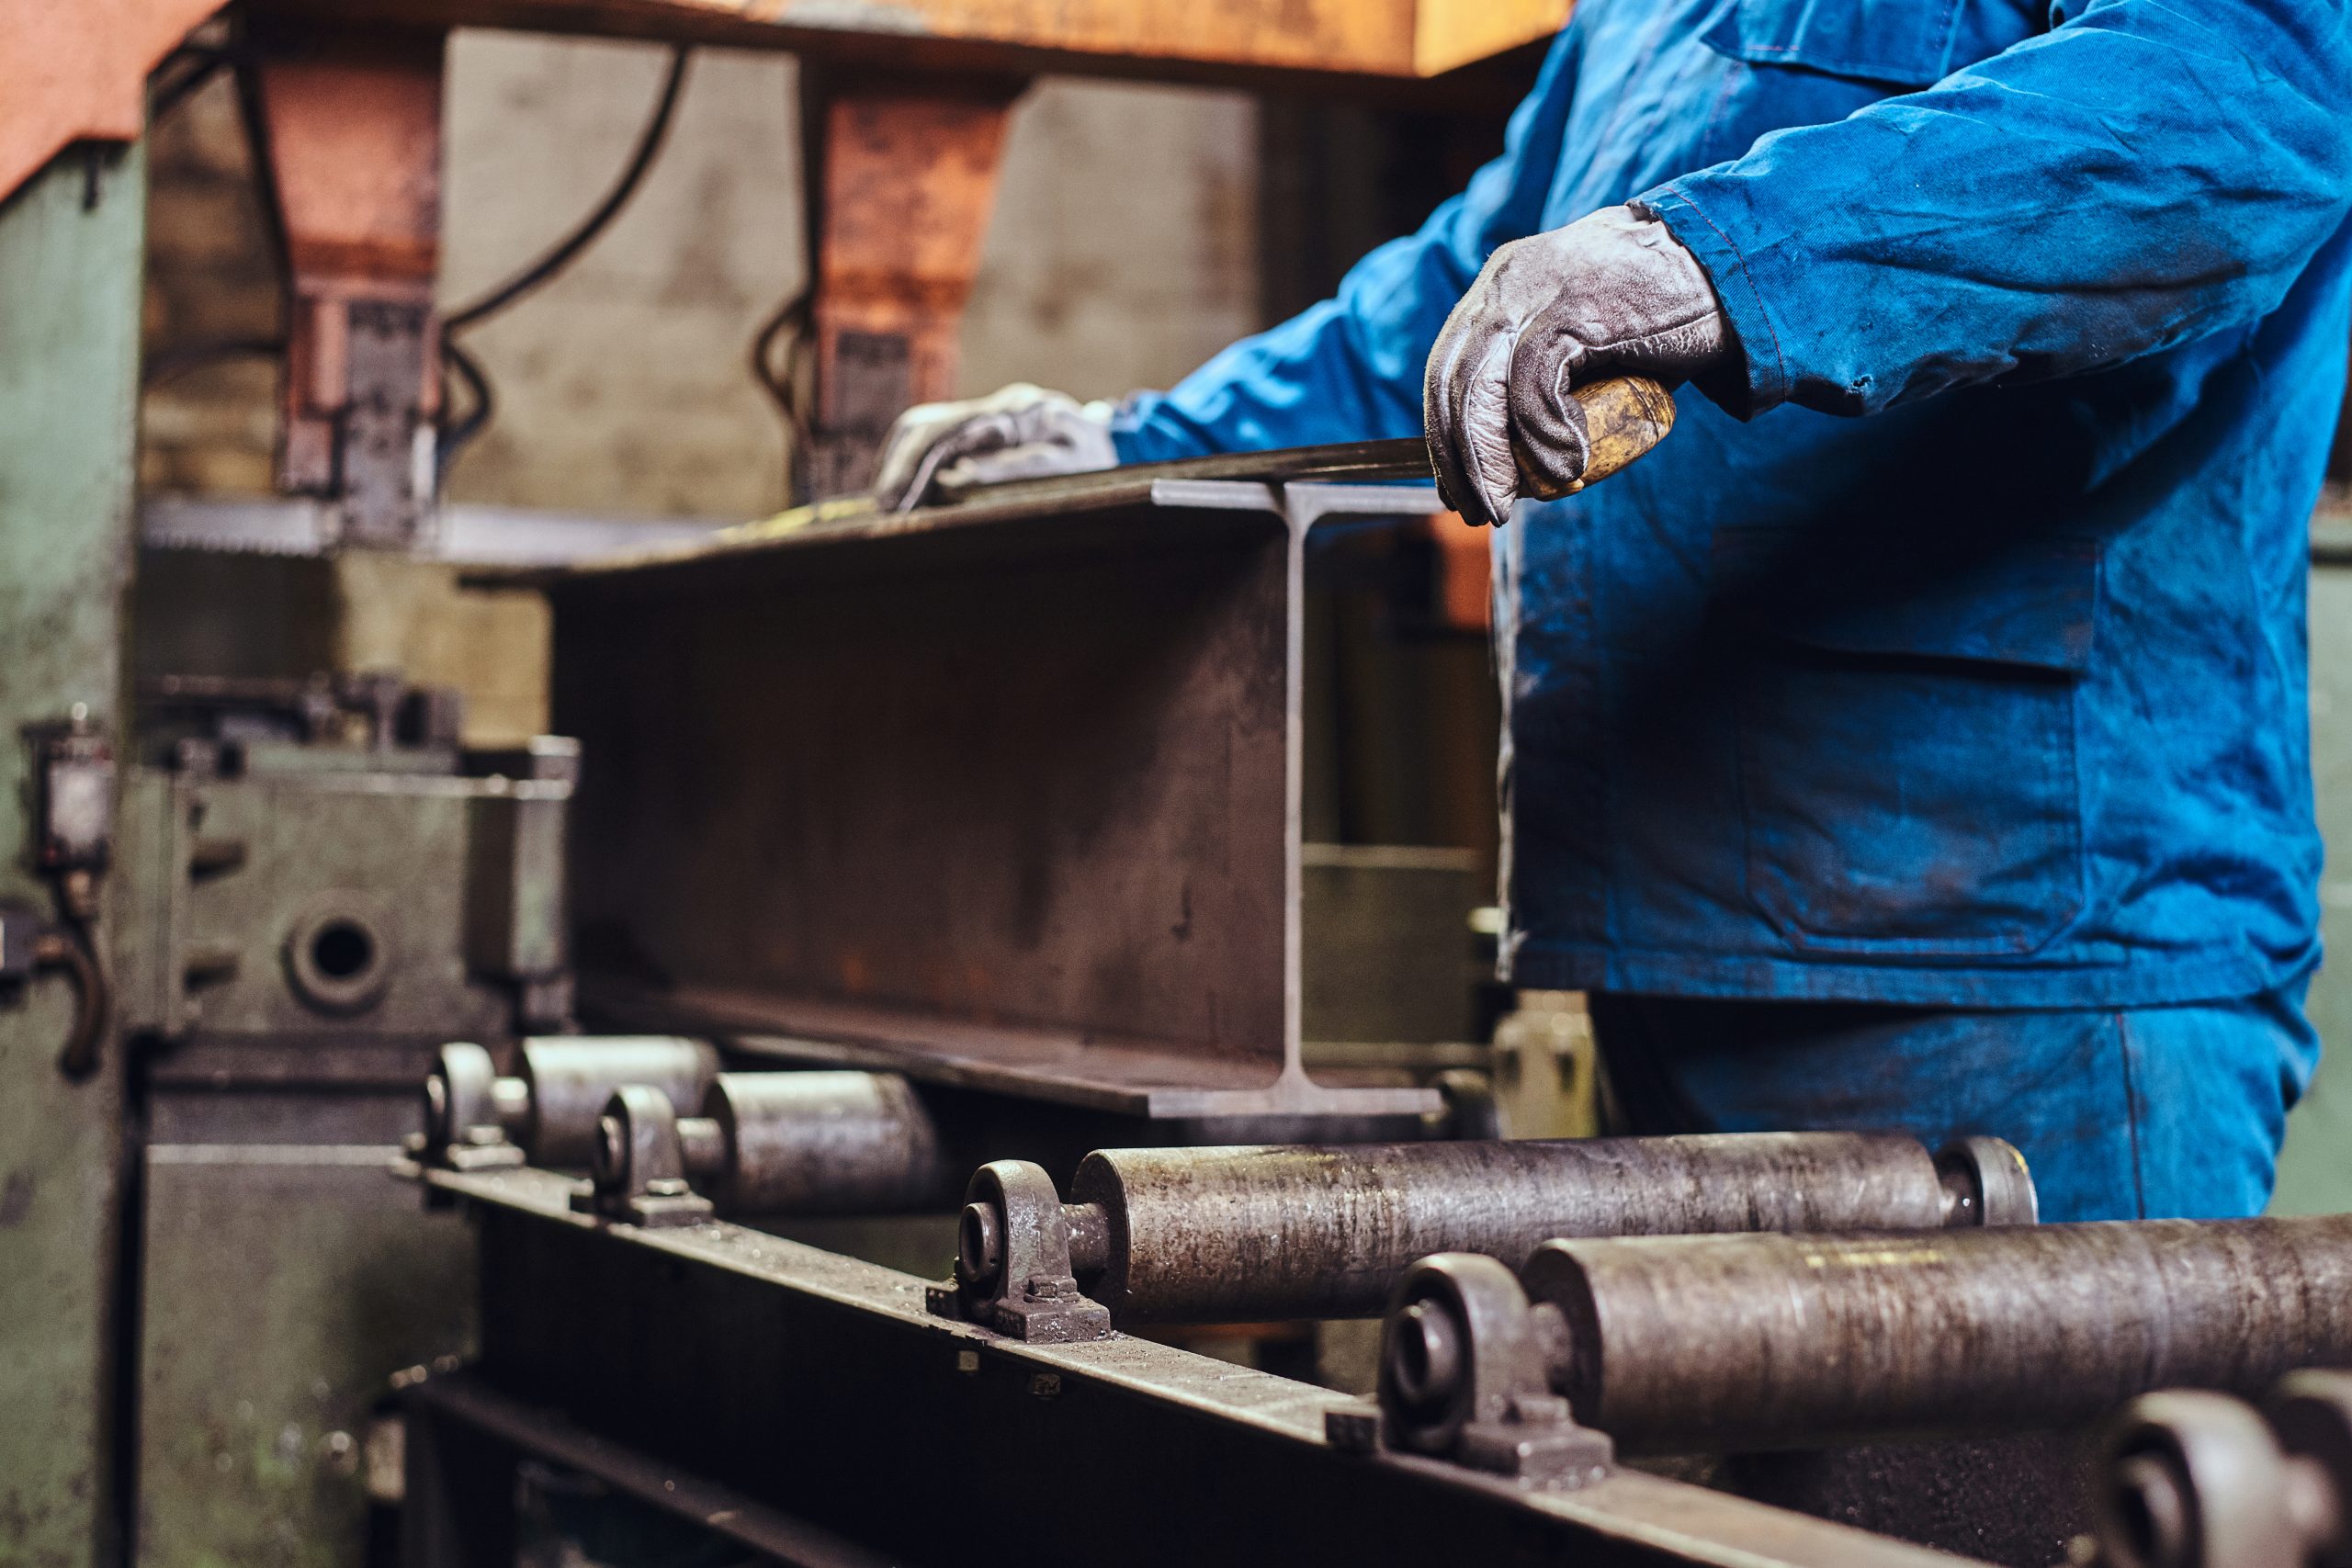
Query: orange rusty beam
5 0 1569 206
243 0 1571 87
0 0 226 205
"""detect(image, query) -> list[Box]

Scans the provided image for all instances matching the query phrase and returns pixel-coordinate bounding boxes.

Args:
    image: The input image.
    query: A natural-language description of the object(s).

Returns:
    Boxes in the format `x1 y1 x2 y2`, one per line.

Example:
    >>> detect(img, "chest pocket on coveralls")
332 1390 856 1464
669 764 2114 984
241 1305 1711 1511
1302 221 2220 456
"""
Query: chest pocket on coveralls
1713 528 2099 960
1702 0 1970 87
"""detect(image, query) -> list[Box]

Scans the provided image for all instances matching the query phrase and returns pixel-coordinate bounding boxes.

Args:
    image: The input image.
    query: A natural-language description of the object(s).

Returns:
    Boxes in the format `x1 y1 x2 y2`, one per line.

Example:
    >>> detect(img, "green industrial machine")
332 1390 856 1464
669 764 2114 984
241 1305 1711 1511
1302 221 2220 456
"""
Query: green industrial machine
0 142 148 1568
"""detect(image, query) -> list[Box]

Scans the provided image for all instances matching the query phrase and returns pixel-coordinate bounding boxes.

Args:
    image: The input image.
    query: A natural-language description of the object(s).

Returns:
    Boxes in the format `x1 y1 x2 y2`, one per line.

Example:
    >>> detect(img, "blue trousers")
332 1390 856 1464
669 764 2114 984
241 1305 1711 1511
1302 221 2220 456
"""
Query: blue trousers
1589 985 2321 1223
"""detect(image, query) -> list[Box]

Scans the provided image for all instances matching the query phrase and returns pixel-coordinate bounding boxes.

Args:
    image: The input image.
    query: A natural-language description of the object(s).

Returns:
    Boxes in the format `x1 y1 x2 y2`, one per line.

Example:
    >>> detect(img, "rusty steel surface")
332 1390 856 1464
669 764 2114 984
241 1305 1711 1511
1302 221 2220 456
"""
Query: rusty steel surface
702 1069 956 1214
1060 1132 2021 1324
1517 1218 2352 1454
547 477 1446 1122
416 1160 1984 1568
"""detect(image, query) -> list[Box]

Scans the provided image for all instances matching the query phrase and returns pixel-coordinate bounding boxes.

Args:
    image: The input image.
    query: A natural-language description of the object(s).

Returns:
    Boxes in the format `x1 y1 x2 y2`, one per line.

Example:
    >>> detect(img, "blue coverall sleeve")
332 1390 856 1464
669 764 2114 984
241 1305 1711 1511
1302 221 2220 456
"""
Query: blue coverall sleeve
1642 0 2352 420
1110 35 1581 463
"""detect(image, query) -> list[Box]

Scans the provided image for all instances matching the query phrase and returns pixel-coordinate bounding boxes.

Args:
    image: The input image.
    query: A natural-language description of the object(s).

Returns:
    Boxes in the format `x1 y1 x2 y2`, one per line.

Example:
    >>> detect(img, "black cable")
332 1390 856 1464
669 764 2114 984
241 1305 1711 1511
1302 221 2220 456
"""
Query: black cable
148 45 232 124
34 925 108 1080
437 338 493 480
441 45 692 333
749 285 812 466
436 44 691 473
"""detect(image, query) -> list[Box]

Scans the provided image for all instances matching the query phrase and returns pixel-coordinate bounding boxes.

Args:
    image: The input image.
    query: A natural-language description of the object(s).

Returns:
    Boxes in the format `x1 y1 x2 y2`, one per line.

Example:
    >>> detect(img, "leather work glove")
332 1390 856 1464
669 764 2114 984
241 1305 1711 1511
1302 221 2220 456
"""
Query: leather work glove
1425 203 1728 528
872 383 1120 513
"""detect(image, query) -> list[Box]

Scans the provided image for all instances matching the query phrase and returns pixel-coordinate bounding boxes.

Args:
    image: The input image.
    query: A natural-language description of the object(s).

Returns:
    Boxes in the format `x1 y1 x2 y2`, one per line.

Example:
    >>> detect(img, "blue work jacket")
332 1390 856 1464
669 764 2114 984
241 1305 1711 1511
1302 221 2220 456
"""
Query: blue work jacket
1111 0 2352 1007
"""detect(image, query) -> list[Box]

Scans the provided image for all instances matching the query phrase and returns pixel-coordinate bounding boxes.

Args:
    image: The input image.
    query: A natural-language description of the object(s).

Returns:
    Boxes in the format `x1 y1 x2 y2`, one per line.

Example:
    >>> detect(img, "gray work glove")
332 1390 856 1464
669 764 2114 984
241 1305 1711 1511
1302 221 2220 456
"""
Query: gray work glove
1425 203 1728 528
872 383 1120 513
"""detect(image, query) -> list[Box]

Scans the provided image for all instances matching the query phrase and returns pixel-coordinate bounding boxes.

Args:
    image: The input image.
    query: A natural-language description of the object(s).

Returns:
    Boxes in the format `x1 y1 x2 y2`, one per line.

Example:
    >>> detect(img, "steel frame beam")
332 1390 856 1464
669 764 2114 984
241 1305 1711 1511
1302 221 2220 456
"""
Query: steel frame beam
544 474 1453 1124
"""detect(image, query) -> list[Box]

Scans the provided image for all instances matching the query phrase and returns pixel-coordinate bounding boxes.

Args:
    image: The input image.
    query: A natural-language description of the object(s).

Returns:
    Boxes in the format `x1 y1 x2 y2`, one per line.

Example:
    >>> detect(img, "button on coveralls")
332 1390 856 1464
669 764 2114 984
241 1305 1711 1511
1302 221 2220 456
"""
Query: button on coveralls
1110 0 2352 1219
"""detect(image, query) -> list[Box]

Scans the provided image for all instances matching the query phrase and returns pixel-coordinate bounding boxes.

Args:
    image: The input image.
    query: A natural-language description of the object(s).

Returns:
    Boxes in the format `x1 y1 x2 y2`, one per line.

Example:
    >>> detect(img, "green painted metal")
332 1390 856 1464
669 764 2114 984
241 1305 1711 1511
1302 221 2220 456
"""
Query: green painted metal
0 144 148 1568
137 1155 477 1568
2273 559 2352 1215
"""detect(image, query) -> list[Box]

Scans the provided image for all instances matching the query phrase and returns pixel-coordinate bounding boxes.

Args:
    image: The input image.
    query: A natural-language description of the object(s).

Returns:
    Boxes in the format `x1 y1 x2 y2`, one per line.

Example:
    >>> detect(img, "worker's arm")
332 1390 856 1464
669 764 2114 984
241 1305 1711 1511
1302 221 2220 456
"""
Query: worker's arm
1639 0 2352 423
868 32 1580 509
1108 30 1580 464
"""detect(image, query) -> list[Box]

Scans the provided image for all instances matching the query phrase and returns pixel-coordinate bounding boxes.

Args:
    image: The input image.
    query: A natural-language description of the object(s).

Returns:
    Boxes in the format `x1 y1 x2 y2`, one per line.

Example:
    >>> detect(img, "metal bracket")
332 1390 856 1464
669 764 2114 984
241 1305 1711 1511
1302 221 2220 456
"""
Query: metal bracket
571 1083 714 1228
1370 1254 1611 1488
927 1159 1111 1344
419 1042 526 1170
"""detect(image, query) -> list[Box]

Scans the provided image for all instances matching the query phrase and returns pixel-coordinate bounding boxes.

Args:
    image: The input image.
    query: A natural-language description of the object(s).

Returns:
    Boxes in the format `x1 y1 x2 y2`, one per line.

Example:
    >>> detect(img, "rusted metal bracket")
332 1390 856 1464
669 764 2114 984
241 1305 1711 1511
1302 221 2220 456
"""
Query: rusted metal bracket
929 1159 1112 1344
570 1082 716 1228
1366 1254 1613 1487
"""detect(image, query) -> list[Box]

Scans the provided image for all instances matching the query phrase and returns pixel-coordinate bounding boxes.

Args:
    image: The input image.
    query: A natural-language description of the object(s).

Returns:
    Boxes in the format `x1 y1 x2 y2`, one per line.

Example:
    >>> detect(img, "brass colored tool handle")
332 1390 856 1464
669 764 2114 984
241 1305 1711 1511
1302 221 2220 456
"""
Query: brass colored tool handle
1517 374 1678 501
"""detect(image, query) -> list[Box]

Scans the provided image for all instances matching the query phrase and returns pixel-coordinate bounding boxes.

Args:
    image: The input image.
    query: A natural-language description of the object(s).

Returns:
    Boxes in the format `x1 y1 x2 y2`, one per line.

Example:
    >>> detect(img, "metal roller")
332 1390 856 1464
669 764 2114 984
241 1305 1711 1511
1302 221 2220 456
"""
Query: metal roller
1495 1217 2352 1453
517 1036 721 1167
423 1035 720 1168
699 1070 954 1215
947 1132 2032 1330
576 1070 954 1220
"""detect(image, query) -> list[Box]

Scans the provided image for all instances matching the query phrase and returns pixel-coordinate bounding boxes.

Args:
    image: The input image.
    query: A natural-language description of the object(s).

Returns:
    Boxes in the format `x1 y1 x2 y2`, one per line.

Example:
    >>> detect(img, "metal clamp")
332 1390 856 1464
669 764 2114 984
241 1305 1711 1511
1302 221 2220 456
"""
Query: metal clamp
927 1160 1112 1344
419 1043 526 1170
571 1084 716 1229
1366 1254 1611 1487
2098 1372 2352 1568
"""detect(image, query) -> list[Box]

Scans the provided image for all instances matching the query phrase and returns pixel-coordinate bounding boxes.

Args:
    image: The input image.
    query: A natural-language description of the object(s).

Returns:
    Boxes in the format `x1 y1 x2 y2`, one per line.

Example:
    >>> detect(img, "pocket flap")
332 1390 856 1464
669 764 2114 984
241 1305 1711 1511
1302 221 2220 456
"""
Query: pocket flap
1703 0 1968 88
1712 527 2100 675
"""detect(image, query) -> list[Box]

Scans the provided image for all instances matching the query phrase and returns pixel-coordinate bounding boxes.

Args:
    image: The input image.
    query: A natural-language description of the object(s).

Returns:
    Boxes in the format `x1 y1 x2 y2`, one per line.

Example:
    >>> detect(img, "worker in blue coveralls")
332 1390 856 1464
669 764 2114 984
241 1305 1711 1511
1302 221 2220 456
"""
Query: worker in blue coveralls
871 1 2352 1224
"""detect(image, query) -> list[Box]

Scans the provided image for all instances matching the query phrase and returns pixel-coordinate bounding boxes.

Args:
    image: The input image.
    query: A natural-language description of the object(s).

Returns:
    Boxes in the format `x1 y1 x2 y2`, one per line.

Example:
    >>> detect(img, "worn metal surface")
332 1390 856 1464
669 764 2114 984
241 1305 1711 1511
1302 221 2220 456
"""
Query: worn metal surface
402 1372 890 1568
137 1145 476 1568
0 141 146 1568
549 476 1445 1121
1025 1132 2023 1325
418 1161 1981 1568
1513 1218 2352 1453
703 1069 955 1215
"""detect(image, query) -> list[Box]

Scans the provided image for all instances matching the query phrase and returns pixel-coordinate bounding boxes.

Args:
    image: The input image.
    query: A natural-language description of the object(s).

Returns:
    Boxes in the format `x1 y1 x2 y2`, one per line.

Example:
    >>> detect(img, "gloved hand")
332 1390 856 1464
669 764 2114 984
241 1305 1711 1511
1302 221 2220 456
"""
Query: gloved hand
871 383 1120 513
1425 203 1728 528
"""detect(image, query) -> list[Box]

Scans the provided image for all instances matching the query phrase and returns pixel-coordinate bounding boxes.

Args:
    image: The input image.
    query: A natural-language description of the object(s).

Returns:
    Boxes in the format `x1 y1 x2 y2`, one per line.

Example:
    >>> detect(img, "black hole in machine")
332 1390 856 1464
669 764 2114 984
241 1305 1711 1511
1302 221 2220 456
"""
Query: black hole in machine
311 919 376 980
